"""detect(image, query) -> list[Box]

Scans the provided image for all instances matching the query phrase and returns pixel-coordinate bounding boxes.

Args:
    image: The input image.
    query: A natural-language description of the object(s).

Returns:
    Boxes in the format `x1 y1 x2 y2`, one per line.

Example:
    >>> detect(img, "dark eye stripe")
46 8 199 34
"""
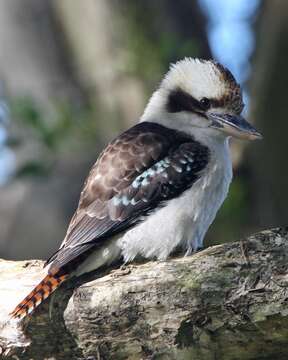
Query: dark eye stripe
167 88 243 115
167 89 204 113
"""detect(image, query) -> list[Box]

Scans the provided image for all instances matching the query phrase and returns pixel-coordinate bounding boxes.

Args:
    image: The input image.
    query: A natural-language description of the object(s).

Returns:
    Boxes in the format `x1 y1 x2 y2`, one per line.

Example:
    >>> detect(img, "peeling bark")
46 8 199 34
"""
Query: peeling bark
1 227 288 359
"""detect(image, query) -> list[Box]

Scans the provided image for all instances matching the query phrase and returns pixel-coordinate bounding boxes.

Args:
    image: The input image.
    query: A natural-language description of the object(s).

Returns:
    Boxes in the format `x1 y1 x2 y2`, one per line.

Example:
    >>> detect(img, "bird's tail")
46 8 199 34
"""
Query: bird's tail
10 269 68 321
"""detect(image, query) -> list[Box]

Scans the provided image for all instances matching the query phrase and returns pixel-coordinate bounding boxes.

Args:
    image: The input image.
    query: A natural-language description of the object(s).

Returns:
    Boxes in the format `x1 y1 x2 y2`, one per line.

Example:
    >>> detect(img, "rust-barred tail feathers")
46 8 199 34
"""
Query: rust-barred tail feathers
10 269 68 320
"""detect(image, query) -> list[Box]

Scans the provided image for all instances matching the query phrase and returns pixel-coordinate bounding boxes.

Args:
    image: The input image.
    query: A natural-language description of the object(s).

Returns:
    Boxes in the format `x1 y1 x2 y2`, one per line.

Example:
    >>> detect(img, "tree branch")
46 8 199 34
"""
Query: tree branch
1 227 288 359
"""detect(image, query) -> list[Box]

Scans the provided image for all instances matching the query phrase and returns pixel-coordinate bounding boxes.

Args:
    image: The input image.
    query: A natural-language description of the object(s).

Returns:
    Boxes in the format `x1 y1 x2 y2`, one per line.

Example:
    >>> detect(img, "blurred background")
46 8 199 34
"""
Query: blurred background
0 0 286 261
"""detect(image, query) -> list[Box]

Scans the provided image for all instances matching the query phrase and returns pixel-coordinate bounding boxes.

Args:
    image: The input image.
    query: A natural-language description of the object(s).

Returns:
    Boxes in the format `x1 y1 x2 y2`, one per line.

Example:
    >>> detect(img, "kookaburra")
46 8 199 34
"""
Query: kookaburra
10 58 262 320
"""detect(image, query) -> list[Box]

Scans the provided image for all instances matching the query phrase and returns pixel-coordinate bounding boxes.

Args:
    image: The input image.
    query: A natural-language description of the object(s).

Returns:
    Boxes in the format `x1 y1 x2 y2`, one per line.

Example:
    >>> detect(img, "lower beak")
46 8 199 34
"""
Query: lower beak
208 113 263 140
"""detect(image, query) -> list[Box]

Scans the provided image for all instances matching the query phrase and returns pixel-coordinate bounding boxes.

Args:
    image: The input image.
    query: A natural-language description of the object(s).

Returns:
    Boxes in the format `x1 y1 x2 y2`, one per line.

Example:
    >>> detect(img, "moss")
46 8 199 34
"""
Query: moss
175 267 203 292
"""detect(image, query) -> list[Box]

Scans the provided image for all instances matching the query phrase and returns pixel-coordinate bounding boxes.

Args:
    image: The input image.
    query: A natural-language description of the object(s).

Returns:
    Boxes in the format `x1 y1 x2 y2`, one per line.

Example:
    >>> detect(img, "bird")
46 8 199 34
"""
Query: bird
10 58 262 321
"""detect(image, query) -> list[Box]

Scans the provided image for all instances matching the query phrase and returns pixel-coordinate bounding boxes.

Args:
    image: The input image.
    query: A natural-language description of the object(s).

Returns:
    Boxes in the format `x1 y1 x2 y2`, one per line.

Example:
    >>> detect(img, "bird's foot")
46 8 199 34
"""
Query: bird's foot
111 264 136 277
185 246 204 257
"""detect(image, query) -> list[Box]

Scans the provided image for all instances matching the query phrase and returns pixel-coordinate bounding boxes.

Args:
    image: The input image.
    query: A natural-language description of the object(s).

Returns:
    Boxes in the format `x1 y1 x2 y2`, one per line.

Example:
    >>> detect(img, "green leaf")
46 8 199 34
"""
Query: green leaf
16 161 51 178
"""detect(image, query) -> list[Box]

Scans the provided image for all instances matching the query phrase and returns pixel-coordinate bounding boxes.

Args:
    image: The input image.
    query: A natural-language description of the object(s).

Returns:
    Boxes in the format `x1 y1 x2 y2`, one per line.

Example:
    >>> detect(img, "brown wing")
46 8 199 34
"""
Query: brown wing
47 122 209 271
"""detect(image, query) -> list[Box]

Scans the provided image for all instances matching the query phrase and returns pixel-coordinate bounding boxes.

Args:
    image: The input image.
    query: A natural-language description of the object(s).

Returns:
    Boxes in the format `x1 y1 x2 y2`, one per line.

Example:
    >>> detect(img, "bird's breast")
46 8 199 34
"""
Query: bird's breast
119 145 232 262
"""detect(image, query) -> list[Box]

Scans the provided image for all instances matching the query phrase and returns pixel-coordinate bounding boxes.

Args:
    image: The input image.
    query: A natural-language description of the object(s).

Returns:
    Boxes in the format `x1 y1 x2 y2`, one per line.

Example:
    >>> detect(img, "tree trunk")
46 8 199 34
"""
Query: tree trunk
0 0 88 261
0 227 288 359
248 0 288 229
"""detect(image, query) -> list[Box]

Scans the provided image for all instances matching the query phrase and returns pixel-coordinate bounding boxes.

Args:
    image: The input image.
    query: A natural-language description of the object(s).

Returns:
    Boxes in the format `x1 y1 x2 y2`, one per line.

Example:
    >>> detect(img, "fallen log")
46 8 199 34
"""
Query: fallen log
1 227 288 359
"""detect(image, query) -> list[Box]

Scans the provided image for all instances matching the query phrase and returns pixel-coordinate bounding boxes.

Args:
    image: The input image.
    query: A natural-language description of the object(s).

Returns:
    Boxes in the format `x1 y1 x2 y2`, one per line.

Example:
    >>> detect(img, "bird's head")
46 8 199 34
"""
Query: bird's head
142 58 262 141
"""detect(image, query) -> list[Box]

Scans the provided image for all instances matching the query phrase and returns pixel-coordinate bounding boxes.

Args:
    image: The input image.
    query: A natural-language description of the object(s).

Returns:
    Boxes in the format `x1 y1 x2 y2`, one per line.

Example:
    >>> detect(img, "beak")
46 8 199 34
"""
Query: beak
207 113 263 140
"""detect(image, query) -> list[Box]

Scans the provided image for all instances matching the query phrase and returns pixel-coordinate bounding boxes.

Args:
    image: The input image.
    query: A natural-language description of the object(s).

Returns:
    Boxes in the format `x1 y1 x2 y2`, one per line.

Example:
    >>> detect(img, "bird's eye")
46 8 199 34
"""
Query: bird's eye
200 97 211 110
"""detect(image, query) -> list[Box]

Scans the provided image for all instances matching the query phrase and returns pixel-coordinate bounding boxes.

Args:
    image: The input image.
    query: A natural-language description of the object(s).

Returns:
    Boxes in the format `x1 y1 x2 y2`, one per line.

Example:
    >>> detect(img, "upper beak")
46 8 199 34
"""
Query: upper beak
207 113 263 140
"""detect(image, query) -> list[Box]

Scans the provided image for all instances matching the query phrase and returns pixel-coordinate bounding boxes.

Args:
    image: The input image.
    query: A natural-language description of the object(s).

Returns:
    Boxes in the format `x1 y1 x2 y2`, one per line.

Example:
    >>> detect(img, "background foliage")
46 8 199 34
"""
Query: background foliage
0 0 285 260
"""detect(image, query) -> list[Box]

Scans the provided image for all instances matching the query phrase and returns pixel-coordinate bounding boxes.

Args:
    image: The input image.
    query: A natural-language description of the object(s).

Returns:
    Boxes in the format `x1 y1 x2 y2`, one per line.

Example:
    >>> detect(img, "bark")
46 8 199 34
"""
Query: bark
1 227 288 360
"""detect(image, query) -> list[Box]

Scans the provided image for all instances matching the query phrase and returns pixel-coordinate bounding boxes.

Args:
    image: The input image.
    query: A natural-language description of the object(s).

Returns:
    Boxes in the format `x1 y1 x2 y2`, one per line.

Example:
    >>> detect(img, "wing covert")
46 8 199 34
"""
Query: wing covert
47 122 210 270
